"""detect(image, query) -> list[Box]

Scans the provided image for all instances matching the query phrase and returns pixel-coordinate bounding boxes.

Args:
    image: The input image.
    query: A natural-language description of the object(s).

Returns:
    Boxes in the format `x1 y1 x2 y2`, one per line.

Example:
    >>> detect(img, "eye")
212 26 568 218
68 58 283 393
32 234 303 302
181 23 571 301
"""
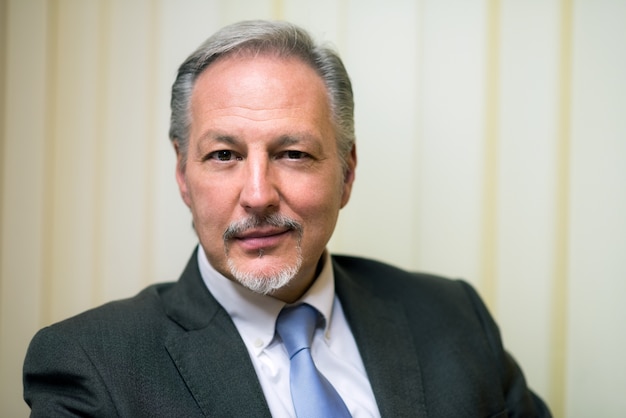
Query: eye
207 150 240 162
216 150 233 161
282 150 308 160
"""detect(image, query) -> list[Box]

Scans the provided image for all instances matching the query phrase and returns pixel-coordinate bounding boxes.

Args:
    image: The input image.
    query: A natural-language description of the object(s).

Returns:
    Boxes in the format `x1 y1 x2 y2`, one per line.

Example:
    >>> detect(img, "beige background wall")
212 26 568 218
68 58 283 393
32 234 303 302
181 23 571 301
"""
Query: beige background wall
1 0 625 416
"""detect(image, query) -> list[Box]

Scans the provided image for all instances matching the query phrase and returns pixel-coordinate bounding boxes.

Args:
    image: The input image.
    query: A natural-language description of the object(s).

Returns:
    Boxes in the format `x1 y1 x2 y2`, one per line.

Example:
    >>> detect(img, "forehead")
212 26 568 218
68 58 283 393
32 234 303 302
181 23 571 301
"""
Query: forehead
188 53 334 142
192 53 328 110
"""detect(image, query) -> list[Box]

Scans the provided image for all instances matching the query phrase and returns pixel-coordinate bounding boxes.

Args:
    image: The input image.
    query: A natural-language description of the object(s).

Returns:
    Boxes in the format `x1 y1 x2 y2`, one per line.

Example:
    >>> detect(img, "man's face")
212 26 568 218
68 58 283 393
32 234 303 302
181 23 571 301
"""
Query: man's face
175 54 356 302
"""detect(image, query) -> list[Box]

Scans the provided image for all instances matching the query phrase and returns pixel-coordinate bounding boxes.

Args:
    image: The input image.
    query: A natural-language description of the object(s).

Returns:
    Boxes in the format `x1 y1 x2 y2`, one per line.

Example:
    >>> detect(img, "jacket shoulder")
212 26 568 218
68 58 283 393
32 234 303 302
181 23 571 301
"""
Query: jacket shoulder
331 254 469 302
49 282 174 331
27 281 179 368
23 281 204 416
331 254 551 417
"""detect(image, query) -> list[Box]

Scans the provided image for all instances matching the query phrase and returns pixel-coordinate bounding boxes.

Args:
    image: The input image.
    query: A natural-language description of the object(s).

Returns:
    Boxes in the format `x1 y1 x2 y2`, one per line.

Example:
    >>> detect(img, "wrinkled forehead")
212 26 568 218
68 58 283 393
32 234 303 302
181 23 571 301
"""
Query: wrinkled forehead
188 53 335 144
188 49 339 157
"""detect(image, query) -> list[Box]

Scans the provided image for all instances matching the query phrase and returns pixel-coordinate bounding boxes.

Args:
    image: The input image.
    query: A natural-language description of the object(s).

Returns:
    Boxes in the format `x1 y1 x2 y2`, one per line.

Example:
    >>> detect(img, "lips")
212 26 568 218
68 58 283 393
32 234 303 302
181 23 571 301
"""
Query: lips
234 227 293 251
235 226 290 239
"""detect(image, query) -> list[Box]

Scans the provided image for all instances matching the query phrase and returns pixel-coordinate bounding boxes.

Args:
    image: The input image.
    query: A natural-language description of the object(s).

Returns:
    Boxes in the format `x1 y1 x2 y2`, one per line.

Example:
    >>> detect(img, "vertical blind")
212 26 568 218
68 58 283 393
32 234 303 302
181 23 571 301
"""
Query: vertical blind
1 1 625 416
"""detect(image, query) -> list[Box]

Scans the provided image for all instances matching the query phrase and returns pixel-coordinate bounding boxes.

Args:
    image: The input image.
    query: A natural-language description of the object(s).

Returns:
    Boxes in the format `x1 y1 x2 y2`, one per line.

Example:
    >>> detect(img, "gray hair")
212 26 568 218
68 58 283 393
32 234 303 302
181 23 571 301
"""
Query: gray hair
169 20 355 170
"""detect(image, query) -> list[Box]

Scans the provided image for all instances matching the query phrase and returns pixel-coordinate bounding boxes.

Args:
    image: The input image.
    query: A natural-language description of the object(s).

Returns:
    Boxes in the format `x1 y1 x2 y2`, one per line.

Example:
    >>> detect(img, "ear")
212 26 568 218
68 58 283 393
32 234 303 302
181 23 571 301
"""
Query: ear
174 141 192 208
340 144 357 208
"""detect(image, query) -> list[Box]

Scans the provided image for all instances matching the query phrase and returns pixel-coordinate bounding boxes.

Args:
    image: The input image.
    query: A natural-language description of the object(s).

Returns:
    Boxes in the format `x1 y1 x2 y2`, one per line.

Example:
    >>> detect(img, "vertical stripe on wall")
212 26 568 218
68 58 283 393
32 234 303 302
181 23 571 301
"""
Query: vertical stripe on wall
42 0 59 326
272 0 284 20
0 0 7 269
551 0 573 416
481 0 500 311
140 0 160 288
411 0 426 268
92 0 110 307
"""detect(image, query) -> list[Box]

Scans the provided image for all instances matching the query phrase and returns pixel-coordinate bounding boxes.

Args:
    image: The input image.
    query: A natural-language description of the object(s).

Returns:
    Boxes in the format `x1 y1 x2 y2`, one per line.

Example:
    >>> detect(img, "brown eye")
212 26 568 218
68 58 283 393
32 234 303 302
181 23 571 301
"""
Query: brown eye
207 150 236 161
216 150 232 161
285 151 306 159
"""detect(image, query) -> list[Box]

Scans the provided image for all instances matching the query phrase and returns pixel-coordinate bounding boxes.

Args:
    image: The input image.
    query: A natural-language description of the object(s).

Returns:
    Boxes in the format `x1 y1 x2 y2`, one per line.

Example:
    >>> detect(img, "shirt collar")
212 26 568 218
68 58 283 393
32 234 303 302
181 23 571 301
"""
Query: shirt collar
197 245 336 356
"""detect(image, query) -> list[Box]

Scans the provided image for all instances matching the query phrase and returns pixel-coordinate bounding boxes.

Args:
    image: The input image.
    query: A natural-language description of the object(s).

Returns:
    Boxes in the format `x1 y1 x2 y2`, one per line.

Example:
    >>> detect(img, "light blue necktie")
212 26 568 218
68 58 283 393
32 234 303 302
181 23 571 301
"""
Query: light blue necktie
276 304 352 418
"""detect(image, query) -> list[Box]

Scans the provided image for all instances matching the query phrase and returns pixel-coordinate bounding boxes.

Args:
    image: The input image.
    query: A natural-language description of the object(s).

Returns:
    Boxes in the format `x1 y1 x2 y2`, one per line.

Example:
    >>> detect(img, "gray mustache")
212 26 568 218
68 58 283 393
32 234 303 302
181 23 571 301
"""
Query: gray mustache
223 214 304 242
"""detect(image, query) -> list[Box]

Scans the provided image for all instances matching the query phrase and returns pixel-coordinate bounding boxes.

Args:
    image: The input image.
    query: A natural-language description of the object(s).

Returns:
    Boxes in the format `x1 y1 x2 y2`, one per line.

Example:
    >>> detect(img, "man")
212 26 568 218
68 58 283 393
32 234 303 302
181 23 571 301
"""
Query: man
24 20 551 417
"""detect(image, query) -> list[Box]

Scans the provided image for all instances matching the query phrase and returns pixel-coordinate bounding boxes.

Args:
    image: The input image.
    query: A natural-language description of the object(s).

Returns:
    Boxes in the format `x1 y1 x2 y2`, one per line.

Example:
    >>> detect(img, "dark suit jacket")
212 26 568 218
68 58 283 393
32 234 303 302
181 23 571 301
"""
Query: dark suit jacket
24 249 551 417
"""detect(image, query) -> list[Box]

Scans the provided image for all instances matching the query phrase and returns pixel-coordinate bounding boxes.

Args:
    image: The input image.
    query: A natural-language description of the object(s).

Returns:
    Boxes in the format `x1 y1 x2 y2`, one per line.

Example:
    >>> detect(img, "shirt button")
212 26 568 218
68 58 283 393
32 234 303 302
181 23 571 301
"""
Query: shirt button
254 338 264 348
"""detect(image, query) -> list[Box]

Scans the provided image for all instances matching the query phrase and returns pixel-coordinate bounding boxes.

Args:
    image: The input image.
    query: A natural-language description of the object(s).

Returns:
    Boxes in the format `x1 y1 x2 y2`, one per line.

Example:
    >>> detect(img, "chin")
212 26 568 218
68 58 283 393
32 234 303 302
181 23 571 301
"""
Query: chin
226 256 302 295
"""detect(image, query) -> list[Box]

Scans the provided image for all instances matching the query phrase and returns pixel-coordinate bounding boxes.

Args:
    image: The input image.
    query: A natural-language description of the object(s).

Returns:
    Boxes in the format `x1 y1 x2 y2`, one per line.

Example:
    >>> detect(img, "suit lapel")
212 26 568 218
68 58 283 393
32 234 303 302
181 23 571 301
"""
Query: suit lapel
159 250 426 416
161 249 272 417
334 258 427 417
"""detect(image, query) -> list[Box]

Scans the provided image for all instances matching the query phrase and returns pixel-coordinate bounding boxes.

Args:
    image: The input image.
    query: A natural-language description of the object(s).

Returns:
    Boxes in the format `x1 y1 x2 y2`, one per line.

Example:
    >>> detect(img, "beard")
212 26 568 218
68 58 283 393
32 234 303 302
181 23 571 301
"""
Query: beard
223 213 304 295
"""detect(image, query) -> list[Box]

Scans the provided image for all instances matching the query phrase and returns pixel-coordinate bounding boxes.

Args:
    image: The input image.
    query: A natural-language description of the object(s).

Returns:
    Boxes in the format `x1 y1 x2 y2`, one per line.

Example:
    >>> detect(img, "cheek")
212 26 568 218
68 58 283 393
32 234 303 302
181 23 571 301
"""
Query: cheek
186 178 232 227
290 175 344 226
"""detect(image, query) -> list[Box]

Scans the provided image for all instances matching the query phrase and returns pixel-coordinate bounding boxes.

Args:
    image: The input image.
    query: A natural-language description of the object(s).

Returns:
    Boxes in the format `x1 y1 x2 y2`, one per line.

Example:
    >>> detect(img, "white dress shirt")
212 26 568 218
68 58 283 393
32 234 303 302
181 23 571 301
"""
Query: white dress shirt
197 246 380 417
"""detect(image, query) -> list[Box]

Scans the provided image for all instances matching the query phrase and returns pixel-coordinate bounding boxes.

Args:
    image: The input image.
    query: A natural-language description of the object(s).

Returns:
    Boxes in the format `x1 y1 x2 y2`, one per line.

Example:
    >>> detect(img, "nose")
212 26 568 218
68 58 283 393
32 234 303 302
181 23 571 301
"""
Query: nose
239 156 280 213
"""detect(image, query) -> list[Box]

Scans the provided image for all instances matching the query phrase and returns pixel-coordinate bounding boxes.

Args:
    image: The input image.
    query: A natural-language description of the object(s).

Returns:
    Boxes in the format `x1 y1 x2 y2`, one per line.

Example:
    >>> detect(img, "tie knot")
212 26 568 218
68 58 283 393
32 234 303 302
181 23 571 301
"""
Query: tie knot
275 304 319 358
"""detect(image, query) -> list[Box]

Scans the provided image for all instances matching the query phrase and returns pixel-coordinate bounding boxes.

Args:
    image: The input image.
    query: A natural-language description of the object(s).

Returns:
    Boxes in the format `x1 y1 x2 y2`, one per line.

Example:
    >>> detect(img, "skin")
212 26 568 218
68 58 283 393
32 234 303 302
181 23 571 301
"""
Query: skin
175 53 356 303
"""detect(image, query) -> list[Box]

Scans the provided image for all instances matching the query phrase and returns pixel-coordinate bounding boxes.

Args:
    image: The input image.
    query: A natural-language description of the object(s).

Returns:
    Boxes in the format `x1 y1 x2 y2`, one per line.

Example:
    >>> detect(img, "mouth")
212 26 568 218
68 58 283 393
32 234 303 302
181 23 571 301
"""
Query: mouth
223 214 304 254
235 226 291 239
233 227 293 252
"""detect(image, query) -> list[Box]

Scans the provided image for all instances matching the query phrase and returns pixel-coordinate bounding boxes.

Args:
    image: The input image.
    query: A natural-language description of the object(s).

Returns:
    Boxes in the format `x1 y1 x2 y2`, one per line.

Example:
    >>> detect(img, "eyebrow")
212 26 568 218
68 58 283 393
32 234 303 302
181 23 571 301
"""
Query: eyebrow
274 134 325 156
275 134 308 147
197 130 322 149
194 131 240 152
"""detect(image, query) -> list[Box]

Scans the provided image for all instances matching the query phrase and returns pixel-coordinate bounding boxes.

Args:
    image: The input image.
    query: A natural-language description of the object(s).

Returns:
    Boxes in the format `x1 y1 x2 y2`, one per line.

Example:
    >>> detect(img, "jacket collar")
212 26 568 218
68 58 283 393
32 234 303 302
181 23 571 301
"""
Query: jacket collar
160 247 272 417
159 249 426 417
333 256 427 417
